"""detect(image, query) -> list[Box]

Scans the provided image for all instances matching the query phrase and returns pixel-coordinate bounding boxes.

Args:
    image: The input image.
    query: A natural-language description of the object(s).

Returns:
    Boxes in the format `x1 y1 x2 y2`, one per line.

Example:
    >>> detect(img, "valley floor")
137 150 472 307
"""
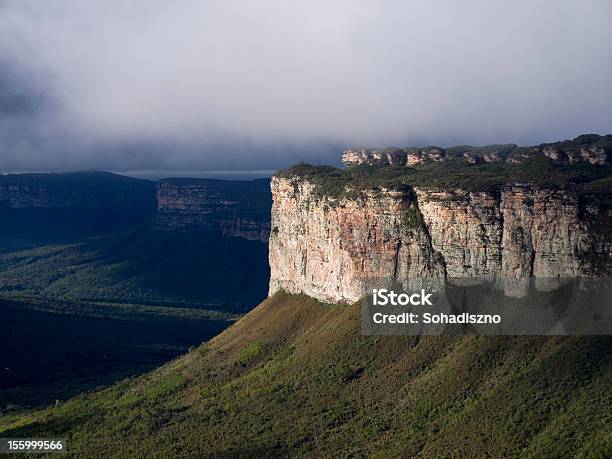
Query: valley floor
0 297 235 410
1 292 610 457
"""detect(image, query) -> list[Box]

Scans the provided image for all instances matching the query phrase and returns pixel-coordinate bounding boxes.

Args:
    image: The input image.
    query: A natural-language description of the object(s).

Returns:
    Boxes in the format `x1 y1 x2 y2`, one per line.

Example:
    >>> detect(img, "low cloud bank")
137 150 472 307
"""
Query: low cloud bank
0 1 611 172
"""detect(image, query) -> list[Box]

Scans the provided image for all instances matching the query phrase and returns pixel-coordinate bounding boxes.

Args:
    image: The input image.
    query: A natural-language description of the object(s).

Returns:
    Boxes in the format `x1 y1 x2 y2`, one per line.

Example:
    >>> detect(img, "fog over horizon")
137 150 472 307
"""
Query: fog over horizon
0 0 611 174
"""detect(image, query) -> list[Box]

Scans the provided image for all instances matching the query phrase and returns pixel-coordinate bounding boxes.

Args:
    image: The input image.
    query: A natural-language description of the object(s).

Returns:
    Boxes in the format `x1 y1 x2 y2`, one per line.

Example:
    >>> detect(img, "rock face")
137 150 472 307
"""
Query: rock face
268 177 611 303
155 178 271 242
415 186 607 278
341 147 446 167
578 145 607 165
406 148 446 165
542 145 607 165
341 148 408 166
268 177 442 302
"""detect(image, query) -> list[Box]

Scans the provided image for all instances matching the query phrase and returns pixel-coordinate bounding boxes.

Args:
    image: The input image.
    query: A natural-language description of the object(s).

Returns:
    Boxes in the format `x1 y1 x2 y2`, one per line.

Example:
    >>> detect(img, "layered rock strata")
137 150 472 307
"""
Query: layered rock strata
269 177 610 303
155 178 271 242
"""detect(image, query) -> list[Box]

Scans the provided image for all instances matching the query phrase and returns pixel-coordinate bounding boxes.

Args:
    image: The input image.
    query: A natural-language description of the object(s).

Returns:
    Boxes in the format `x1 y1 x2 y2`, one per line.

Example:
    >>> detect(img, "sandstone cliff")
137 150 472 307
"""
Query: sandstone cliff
269 176 611 303
155 178 271 242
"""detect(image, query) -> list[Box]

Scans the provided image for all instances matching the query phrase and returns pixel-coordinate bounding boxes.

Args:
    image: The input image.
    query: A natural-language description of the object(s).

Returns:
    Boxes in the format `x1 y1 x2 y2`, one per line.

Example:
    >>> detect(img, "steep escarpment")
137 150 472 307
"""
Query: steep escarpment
269 164 611 303
268 178 442 302
415 186 607 278
155 178 271 242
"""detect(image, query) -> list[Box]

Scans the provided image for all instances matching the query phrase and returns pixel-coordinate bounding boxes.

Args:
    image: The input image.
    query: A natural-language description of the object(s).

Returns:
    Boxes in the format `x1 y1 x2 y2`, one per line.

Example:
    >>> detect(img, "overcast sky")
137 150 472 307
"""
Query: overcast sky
0 0 611 175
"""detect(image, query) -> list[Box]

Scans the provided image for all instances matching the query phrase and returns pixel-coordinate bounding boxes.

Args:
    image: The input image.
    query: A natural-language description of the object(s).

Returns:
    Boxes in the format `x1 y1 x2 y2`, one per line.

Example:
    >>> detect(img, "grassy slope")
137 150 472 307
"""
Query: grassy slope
1 292 610 457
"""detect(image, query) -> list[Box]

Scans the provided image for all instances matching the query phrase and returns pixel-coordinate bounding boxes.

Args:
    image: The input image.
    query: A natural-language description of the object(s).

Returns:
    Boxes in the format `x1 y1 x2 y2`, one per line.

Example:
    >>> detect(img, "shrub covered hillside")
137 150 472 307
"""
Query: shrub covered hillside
278 157 612 202
0 225 269 312
1 292 610 457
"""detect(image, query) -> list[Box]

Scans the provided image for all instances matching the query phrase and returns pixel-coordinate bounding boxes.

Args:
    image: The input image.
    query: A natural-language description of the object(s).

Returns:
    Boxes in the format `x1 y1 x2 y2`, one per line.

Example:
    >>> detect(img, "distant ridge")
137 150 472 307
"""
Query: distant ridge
0 171 156 250
342 133 612 167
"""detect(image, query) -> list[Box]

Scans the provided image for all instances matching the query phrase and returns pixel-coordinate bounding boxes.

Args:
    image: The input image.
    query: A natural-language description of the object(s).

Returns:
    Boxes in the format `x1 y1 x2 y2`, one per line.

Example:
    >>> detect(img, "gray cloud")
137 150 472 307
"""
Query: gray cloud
0 0 611 174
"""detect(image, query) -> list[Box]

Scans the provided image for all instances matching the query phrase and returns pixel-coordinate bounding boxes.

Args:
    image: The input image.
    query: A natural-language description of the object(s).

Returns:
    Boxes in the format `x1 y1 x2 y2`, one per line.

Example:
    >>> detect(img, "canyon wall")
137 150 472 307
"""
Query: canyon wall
269 176 611 303
155 178 271 242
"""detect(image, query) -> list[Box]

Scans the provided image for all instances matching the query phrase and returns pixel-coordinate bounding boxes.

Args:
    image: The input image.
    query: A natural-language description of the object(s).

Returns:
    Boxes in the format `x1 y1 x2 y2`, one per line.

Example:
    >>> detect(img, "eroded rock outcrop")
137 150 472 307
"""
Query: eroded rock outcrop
342 147 447 167
341 134 610 167
341 148 408 166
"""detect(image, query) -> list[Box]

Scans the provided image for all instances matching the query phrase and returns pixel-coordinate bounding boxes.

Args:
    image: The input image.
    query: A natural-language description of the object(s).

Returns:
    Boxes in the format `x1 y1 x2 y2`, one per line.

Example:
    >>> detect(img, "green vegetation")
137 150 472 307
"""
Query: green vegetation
278 134 612 203
279 157 611 200
401 204 425 230
234 341 267 367
2 292 609 457
0 297 234 410
0 174 272 416
276 162 410 199
0 225 269 312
